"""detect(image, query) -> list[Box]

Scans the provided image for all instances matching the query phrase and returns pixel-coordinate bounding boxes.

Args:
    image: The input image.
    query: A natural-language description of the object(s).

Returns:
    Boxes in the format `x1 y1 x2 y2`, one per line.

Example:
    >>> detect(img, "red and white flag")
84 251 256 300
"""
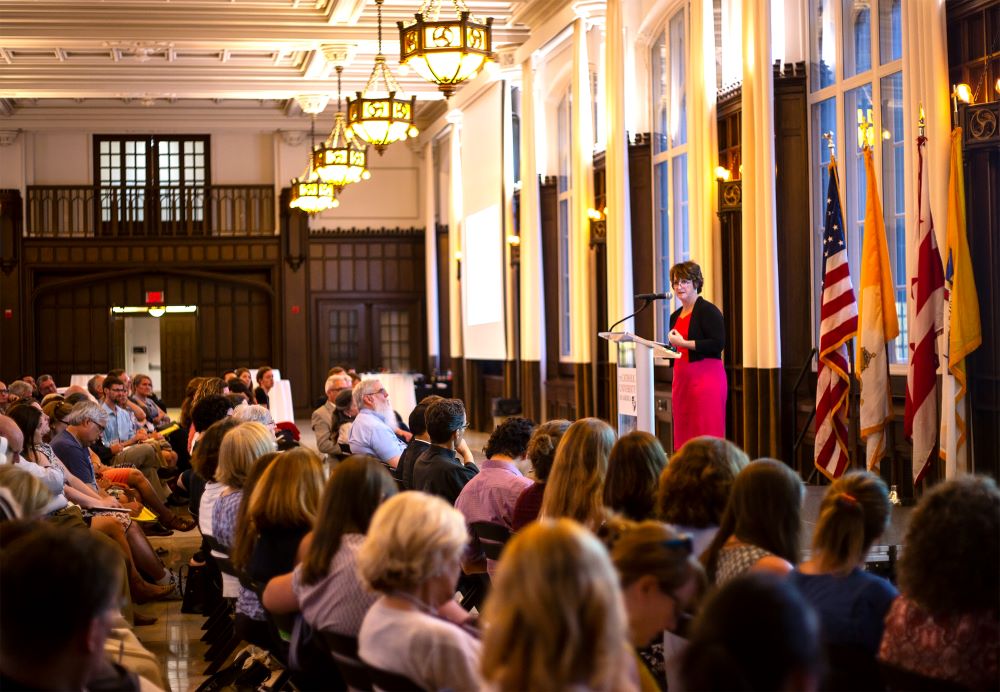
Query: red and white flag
905 135 944 484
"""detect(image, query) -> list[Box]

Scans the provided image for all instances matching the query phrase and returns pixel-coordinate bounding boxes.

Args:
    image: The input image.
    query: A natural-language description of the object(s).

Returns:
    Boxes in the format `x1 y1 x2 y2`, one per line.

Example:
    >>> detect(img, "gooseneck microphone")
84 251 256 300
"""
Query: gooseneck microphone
634 292 672 301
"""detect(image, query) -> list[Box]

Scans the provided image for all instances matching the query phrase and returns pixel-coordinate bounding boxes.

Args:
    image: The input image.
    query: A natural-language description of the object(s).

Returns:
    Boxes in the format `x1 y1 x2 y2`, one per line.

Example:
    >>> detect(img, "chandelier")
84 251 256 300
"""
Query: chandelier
398 0 495 98
313 66 372 190
347 0 418 154
289 113 339 214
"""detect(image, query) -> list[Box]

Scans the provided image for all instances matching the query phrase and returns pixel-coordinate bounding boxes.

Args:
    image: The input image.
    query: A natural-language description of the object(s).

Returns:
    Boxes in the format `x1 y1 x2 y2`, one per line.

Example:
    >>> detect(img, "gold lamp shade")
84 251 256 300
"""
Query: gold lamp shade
289 168 338 214
398 10 494 98
346 83 419 154
313 112 371 188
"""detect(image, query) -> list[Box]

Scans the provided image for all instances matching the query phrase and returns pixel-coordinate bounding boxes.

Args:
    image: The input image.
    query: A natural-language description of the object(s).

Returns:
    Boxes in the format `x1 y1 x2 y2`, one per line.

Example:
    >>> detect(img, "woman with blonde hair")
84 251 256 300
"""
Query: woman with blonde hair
357 491 480 691
481 518 636 691
540 417 616 531
209 422 278 598
789 471 895 689
231 447 324 647
604 517 706 691
0 464 55 519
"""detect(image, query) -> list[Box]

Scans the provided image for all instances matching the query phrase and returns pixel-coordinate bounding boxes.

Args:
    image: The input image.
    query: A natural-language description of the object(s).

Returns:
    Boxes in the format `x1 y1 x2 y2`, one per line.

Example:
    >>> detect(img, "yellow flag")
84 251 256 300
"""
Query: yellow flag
940 127 982 476
856 147 899 470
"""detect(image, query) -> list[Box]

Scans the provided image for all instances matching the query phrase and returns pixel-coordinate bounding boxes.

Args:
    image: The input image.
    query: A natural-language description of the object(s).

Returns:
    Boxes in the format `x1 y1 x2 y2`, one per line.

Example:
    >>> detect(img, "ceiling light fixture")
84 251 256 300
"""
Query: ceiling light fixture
289 112 339 214
314 65 372 190
398 0 496 98
347 0 418 154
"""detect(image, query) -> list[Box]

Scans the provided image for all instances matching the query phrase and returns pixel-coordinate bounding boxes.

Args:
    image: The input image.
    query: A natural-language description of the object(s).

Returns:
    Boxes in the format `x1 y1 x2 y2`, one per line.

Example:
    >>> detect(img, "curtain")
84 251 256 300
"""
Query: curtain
448 116 464 358
605 0 634 345
570 17 596 363
519 58 545 364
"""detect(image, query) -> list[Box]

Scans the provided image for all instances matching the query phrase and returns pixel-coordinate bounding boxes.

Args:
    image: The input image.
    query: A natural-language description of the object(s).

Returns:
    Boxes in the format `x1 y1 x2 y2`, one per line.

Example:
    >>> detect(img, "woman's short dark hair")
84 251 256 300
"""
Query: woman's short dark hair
484 417 536 460
191 394 232 433
897 475 1000 614
669 260 705 293
604 431 667 521
190 417 240 482
425 398 466 444
255 366 272 384
680 573 821 691
657 436 749 528
526 420 570 482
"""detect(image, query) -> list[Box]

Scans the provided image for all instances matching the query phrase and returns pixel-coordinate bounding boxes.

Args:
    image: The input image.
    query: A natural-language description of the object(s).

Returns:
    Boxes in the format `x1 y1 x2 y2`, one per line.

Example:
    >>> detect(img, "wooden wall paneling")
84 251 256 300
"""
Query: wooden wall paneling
519 360 542 422
281 190 312 415
436 224 451 374
592 151 611 422
161 314 198 405
0 189 24 381
629 134 655 341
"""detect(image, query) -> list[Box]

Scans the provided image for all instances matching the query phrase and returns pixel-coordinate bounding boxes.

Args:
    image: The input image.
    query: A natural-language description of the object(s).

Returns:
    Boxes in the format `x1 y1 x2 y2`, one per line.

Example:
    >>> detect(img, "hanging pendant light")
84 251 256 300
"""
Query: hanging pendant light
398 0 495 98
314 66 372 189
347 0 419 154
289 114 339 214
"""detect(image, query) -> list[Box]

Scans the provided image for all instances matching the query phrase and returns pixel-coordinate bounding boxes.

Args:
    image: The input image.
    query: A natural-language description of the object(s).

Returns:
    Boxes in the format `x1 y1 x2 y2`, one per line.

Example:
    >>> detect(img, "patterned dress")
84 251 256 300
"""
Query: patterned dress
714 544 774 586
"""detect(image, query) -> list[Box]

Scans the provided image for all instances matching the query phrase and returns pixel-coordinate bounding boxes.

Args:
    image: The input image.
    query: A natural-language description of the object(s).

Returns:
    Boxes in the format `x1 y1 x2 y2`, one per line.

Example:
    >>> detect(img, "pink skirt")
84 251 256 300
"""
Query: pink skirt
672 357 728 450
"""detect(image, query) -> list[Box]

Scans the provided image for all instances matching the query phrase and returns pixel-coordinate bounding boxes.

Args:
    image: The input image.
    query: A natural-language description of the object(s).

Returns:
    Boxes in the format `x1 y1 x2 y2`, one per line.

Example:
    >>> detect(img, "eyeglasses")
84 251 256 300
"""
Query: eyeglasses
92 421 106 433
670 278 693 287
109 387 126 394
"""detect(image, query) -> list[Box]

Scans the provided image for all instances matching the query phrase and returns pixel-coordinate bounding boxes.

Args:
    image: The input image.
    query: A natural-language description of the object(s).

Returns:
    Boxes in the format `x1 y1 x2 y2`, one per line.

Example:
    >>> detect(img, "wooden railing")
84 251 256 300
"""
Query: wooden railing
26 185 275 238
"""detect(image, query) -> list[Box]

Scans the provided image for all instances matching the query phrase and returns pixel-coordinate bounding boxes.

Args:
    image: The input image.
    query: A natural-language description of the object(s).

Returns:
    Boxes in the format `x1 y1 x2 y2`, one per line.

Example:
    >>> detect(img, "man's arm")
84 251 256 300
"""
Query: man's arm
311 408 340 456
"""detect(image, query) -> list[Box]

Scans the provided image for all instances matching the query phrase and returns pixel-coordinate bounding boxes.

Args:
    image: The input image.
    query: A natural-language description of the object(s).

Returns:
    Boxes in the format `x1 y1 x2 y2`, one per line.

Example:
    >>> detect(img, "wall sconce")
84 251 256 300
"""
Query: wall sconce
995 77 999 96
587 207 605 222
714 166 732 182
953 83 973 104
588 207 606 247
506 234 520 246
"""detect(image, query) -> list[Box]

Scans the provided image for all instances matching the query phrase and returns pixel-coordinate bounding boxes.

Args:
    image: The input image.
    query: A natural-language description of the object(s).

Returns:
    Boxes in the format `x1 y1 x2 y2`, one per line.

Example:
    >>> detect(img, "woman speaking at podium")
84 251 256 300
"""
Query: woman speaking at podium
666 261 727 449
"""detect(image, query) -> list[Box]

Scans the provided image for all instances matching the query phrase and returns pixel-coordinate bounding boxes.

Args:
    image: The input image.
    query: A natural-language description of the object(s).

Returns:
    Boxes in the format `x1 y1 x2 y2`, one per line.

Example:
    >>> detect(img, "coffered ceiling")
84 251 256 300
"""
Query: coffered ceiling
0 0 548 121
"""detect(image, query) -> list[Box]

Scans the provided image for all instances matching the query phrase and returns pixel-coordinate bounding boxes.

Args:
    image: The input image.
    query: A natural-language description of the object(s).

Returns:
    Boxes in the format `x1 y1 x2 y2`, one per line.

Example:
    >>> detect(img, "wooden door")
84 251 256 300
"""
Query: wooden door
315 301 370 375
160 314 197 406
371 302 422 372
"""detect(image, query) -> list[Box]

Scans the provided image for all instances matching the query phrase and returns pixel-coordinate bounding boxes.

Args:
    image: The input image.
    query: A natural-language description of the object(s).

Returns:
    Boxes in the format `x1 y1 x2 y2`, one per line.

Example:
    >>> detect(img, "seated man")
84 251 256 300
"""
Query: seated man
0 524 124 691
455 417 535 574
98 376 171 500
411 398 479 505
311 374 352 463
6 381 34 407
347 379 408 469
397 396 474 489
36 374 58 398
0 381 8 414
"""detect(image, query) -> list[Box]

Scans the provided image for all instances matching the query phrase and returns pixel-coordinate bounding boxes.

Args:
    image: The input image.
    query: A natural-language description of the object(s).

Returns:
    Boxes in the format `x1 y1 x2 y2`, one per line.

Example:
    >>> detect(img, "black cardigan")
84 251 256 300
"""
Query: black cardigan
669 296 725 362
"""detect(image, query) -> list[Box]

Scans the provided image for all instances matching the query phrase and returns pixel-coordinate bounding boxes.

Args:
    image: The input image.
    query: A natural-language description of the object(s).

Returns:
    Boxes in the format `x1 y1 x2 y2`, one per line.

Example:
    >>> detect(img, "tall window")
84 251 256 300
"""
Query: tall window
652 7 689 342
94 135 209 226
809 0 907 363
557 91 573 358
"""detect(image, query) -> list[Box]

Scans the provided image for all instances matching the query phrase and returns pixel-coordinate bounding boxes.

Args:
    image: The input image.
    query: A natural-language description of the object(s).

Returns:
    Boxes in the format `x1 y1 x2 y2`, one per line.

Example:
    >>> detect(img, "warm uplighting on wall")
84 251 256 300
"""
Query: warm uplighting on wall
952 83 973 104
714 166 732 182
995 77 1000 96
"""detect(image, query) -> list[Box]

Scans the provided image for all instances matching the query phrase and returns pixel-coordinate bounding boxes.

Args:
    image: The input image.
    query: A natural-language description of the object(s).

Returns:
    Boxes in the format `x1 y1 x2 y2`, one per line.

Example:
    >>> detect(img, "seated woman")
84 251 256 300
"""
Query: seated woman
230 447 324 647
254 366 275 409
130 374 171 430
262 455 399 639
878 475 999 690
357 492 481 691
655 436 749 555
789 471 896 688
7 401 176 603
481 518 635 691
604 517 705 692
604 431 668 521
209 422 278 600
540 417 617 532
509 419 570 531
680 573 822 691
701 458 803 585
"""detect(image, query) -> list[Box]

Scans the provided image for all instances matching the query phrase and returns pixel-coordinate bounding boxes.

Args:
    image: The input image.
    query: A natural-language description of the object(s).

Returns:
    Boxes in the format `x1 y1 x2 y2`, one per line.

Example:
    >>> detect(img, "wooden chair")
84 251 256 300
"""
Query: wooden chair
469 521 512 561
321 632 373 692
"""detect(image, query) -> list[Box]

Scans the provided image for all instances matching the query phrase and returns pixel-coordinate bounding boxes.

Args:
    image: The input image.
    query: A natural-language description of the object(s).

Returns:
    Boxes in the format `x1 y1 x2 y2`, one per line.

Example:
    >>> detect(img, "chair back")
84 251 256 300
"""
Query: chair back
878 662 969 691
322 632 373 691
469 521 512 561
365 664 423 692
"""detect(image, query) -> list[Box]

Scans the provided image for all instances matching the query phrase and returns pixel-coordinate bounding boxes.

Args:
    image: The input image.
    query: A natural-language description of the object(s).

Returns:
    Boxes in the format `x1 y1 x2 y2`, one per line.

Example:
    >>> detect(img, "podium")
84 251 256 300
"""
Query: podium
599 332 678 435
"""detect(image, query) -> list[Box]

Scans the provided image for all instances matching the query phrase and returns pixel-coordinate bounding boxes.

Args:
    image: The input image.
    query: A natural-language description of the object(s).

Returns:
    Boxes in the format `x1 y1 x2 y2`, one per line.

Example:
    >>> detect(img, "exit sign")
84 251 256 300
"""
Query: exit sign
145 291 164 305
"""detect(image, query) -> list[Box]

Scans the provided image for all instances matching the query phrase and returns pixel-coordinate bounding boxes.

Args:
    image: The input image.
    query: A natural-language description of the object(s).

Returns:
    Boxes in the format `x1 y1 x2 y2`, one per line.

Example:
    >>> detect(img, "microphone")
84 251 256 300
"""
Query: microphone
635 291 672 301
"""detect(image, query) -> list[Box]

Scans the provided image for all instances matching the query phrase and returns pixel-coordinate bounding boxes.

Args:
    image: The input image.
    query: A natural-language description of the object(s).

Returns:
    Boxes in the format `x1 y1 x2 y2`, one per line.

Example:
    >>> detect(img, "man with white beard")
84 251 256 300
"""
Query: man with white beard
347 379 409 470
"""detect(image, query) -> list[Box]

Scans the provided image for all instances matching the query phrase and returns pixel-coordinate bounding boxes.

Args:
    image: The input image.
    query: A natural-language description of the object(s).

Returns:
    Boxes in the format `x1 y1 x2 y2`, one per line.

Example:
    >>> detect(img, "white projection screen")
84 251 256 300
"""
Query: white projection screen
460 82 507 361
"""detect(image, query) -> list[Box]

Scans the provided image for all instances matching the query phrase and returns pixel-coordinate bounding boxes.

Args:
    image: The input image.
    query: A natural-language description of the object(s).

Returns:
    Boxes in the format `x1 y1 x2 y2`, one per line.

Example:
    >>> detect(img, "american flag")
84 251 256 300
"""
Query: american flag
815 158 858 479
905 135 944 484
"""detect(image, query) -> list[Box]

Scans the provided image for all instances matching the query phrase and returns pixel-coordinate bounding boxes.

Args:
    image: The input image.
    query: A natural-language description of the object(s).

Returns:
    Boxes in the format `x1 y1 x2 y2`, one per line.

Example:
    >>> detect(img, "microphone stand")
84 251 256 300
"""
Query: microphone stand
607 299 655 333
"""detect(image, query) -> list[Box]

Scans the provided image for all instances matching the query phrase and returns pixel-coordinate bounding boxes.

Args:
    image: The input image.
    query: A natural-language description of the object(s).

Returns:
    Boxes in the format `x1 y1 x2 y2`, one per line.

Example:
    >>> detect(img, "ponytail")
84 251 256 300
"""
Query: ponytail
811 472 890 573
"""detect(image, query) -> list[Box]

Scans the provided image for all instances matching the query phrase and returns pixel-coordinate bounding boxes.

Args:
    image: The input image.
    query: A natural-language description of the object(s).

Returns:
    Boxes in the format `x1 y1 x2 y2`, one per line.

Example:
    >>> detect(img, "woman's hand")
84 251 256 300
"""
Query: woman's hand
668 329 689 349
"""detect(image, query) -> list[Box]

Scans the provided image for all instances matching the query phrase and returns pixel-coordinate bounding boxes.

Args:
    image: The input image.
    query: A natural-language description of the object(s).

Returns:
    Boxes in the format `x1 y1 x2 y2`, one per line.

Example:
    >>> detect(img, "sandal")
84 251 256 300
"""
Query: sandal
164 515 196 532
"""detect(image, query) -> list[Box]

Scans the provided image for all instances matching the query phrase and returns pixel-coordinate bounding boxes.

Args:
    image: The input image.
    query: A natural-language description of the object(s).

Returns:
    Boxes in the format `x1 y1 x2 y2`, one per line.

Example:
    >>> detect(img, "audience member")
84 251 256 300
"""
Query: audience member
87 374 105 401
357 492 480 691
235 368 254 392
6 381 34 406
263 455 399 642
255 366 274 409
231 403 276 431
98 376 171 499
789 470 896 683
680 573 821 691
455 416 535 573
878 475 999 690
510 419 570 531
36 374 58 398
411 398 479 505
540 417 616 531
656 436 749 555
312 375 350 463
226 378 252 403
701 458 803 585
130 374 170 429
0 525 123 690
0 381 9 413
232 448 324 647
347 379 408 468
604 517 706 692
481 518 635 691
605 431 668 521
190 417 239 525
396 397 439 489
0 465 56 518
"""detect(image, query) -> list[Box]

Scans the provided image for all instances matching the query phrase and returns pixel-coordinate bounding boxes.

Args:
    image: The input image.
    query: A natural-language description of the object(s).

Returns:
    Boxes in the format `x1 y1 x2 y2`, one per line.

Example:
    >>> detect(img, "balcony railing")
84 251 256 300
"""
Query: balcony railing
26 185 276 238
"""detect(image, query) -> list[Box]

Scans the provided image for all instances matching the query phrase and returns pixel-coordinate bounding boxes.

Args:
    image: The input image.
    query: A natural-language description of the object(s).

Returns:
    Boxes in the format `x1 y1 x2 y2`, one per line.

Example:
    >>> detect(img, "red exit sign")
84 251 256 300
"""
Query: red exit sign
145 291 164 305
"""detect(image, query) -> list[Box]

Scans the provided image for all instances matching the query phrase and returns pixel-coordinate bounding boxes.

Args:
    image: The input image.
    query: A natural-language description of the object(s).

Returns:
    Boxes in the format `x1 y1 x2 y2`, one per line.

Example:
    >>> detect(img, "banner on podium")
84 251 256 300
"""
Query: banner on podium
617 367 638 417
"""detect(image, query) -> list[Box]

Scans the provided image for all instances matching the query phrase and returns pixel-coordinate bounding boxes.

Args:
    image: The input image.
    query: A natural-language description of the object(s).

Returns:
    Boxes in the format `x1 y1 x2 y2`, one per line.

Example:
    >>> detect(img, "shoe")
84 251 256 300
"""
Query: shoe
155 547 169 557
164 514 196 532
157 467 181 480
133 611 158 627
132 581 175 604
140 522 174 537
165 493 189 507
